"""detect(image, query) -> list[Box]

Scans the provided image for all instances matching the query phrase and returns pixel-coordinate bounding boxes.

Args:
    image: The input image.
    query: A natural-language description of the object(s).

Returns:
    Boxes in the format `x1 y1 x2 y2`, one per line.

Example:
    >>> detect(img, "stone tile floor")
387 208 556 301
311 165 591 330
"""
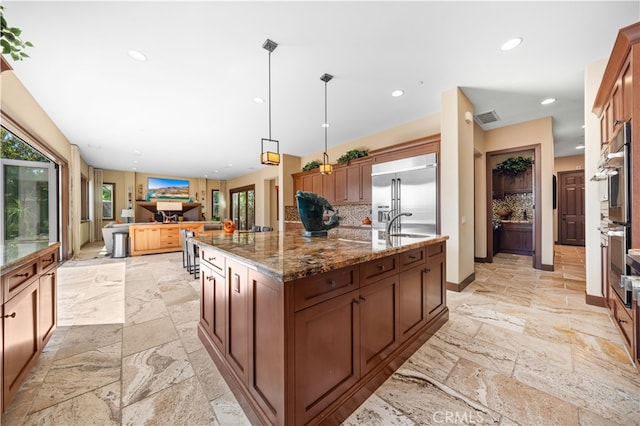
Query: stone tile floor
2 243 638 425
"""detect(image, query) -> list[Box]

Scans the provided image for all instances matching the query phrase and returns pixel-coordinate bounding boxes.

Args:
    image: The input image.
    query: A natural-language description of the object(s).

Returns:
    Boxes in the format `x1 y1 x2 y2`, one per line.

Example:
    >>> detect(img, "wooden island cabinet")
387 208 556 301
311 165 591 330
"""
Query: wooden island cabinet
129 222 204 256
193 231 448 425
1 243 59 412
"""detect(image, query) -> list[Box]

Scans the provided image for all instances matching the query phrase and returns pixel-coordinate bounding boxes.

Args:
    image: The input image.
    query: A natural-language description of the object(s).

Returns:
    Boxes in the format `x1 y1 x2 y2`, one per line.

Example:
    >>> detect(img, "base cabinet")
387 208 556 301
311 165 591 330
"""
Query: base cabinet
198 240 447 425
130 223 203 256
1 244 59 412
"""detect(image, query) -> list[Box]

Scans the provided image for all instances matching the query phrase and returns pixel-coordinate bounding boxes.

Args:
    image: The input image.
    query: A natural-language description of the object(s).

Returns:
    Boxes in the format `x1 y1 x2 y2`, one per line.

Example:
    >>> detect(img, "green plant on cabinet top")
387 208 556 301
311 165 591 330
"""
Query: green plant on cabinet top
495 156 532 176
336 149 368 165
302 160 321 172
1 5 33 61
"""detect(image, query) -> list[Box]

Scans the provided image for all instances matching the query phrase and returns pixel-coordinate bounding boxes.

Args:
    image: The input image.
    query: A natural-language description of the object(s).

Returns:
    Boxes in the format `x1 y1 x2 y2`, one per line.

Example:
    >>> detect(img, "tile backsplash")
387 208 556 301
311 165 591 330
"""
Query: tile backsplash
492 193 533 221
285 204 372 226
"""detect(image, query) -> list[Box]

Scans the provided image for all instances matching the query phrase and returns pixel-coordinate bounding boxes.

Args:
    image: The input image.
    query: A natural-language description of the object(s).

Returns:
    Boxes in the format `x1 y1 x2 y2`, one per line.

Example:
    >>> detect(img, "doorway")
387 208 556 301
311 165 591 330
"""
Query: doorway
230 185 255 231
485 144 542 269
557 170 585 246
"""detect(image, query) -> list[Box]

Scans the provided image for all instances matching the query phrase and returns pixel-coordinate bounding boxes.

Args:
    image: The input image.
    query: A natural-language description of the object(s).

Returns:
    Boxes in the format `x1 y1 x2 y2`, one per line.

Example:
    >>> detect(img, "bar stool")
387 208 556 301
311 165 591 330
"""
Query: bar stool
185 230 199 279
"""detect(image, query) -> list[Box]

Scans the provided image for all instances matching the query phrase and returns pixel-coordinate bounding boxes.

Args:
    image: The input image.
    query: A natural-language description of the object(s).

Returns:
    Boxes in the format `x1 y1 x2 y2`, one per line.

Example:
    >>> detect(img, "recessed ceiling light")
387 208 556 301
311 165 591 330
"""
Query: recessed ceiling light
500 37 523 51
253 97 264 104
228 163 233 167
204 174 208 178
128 50 147 62
541 98 556 105
576 145 585 149
391 89 404 97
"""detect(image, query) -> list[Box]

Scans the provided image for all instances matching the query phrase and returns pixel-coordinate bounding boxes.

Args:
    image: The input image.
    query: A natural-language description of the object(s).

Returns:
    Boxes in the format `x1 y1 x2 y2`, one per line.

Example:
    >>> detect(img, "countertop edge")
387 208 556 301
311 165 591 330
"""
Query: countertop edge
192 234 448 282
1 242 61 275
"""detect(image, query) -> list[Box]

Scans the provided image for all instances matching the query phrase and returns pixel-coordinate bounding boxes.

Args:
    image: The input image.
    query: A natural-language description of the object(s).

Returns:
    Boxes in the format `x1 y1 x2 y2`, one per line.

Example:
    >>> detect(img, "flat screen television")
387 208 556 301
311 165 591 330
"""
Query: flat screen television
148 177 190 199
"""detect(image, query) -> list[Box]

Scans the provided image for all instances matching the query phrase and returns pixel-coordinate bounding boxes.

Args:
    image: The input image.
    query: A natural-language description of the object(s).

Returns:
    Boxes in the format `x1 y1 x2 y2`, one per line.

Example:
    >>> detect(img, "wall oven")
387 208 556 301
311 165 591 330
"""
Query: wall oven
607 121 632 307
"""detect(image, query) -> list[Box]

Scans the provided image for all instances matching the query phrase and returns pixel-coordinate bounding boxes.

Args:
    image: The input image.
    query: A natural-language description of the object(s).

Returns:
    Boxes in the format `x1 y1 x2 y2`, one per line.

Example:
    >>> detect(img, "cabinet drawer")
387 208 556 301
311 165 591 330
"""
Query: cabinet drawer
39 249 58 273
201 248 225 276
361 255 398 286
294 266 359 311
3 260 39 303
427 242 445 257
399 247 425 270
612 294 633 349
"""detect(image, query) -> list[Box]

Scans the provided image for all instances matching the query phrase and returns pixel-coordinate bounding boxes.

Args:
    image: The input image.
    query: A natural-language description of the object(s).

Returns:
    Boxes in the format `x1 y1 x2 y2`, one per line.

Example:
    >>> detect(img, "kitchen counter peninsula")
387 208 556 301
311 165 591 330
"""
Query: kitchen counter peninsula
192 230 449 425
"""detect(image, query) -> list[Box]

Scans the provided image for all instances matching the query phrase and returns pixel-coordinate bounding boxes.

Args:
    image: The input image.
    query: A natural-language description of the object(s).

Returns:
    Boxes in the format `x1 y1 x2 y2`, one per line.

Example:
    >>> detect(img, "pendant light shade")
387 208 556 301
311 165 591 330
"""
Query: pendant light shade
261 39 280 166
320 73 333 175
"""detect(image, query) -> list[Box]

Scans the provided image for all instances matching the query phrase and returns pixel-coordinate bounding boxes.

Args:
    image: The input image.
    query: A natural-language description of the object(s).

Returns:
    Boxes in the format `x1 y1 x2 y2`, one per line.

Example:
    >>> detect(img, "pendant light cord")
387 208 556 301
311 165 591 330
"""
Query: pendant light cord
268 50 272 140
324 80 328 153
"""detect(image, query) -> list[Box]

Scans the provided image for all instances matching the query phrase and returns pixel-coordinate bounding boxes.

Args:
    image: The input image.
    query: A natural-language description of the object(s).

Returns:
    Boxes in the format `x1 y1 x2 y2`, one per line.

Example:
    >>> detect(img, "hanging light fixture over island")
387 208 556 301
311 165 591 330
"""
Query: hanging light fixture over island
260 38 280 166
319 73 333 175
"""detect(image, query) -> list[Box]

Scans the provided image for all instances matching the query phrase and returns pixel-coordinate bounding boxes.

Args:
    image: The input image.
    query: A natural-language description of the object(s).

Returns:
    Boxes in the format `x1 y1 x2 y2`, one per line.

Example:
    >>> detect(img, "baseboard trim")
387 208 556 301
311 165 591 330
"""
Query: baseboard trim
474 257 489 263
585 293 607 308
446 272 475 292
541 263 554 271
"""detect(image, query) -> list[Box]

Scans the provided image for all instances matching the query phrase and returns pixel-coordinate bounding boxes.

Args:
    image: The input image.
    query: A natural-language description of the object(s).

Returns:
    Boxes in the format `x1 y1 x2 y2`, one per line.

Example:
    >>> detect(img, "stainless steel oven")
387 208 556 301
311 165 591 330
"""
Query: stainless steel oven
607 121 631 224
608 225 631 307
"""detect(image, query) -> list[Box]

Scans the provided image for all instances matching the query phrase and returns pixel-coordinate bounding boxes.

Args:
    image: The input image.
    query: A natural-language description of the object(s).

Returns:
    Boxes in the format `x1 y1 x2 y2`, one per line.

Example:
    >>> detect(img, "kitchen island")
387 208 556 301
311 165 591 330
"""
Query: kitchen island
192 230 448 425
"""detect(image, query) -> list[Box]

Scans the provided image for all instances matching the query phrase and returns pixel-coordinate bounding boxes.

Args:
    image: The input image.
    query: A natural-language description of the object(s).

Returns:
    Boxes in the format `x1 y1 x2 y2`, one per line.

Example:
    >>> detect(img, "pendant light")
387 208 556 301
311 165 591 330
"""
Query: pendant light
260 39 280 166
319 73 333 175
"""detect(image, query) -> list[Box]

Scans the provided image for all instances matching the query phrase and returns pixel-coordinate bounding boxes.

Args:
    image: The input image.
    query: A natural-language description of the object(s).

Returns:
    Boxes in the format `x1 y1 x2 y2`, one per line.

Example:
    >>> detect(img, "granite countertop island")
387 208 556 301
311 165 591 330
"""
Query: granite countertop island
192 227 449 425
190 229 448 282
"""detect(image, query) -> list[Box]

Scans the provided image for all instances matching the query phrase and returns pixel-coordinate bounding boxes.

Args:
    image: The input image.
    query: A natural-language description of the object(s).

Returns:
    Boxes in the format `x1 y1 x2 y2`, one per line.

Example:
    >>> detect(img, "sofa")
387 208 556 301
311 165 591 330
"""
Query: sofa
101 222 131 254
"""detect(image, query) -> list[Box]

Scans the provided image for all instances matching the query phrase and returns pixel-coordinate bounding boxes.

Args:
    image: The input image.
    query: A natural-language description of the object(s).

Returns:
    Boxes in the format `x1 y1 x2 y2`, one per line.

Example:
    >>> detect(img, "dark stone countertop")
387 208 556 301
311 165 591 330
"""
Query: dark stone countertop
191 229 448 282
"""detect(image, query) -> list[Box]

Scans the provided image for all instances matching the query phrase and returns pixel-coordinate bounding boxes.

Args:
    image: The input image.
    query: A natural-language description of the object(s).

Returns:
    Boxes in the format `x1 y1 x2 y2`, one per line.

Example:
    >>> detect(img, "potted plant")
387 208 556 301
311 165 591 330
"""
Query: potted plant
336 149 368 165
302 160 321 172
1 5 33 61
495 156 532 176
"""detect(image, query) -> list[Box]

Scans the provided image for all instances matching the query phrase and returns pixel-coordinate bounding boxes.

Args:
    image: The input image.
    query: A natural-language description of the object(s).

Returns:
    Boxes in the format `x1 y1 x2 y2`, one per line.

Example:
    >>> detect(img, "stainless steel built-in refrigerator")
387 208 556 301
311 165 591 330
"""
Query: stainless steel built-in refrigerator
371 153 437 238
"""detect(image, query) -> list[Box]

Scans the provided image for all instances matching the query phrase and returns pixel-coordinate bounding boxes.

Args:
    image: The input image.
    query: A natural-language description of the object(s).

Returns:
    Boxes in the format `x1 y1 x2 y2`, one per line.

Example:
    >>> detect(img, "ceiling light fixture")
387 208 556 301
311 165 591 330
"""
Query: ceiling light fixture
260 39 280 166
391 89 404 97
128 50 147 62
253 97 264 104
541 98 557 105
320 73 334 175
500 37 523 51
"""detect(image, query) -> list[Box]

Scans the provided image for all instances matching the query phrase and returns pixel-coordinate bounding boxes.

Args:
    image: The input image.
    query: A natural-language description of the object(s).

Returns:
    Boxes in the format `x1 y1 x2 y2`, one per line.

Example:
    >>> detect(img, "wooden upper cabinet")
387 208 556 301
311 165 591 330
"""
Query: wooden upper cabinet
621 59 632 122
333 166 348 204
502 166 532 194
359 161 372 203
322 172 335 205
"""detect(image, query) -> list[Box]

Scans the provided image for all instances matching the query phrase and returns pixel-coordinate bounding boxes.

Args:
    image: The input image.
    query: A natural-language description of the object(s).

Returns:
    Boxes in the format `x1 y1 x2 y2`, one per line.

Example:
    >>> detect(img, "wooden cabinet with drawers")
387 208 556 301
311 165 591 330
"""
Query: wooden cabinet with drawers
130 223 204 256
1 243 59 412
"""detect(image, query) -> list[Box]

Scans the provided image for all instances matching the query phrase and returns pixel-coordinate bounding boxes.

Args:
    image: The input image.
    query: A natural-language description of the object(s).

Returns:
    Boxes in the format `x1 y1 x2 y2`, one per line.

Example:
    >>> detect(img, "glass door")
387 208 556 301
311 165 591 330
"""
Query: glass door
230 185 255 231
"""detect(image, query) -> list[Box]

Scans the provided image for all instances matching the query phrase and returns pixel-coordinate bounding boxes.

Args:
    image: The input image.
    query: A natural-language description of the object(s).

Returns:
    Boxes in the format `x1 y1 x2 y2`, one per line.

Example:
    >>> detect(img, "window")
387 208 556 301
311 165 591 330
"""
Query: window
81 175 89 220
1 126 58 259
211 189 221 221
102 183 115 220
230 185 255 231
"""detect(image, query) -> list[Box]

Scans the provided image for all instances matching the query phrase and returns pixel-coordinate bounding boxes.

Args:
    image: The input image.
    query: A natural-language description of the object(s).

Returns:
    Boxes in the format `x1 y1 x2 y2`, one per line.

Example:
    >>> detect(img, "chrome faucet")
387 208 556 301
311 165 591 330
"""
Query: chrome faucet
387 212 412 235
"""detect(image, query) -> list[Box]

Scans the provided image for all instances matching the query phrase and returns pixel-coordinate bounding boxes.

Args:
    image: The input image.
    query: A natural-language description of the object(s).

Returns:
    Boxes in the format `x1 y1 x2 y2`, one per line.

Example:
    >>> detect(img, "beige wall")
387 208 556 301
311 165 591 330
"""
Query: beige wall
474 123 487 258
481 117 555 267
441 88 475 284
585 59 608 297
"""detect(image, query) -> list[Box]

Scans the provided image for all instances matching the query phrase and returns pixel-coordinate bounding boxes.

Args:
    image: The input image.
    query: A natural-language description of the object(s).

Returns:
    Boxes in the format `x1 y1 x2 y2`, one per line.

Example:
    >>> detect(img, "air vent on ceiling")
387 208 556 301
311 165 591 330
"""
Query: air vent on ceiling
474 110 500 125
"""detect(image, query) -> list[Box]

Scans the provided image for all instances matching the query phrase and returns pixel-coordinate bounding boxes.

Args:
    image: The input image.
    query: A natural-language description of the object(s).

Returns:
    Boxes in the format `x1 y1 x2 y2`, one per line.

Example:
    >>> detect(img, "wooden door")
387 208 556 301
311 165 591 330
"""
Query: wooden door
226 259 249 383
360 275 399 375
3 280 39 407
558 171 585 246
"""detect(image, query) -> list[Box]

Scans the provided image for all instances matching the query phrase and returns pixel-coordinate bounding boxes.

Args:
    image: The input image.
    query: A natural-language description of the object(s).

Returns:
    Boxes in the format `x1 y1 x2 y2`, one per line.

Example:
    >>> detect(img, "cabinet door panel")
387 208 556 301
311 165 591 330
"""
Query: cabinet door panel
322 173 335 204
426 247 446 320
148 228 161 249
227 260 249 383
39 271 56 345
201 263 226 352
346 165 360 203
294 290 360 424
360 275 399 375
133 228 149 251
3 280 39 405
399 265 426 340
359 161 372 203
249 271 284 424
334 167 348 203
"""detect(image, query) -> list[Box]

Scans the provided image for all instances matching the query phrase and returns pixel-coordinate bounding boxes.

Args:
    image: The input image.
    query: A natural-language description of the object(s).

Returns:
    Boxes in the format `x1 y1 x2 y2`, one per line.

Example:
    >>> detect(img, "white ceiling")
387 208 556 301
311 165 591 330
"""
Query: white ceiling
4 1 639 180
